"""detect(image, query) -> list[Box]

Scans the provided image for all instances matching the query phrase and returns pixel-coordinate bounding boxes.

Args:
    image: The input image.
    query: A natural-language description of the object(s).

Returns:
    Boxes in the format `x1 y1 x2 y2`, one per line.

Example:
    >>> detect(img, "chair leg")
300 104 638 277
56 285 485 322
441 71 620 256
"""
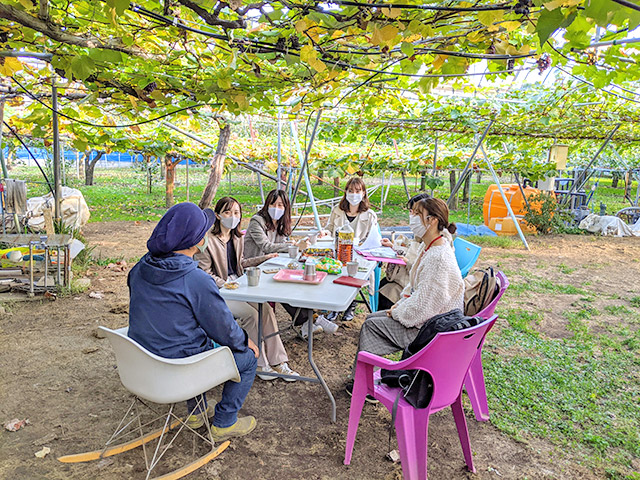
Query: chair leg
451 394 475 473
464 353 490 422
395 407 429 480
344 365 370 465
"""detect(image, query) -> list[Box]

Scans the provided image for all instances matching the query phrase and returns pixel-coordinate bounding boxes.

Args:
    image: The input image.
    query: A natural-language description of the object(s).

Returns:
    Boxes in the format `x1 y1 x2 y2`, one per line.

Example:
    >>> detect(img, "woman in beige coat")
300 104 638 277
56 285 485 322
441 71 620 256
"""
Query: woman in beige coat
195 196 300 382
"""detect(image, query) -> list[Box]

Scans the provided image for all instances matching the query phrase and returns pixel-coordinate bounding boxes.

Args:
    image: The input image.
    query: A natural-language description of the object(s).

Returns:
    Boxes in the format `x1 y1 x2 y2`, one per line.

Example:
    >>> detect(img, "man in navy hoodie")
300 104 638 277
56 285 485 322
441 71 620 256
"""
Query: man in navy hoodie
128 202 259 440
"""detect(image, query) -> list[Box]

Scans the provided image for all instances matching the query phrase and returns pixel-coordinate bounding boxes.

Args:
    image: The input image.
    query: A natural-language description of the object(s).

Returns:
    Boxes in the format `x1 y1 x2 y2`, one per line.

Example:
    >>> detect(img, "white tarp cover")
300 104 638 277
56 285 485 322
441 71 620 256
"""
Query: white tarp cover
26 187 90 232
579 213 639 237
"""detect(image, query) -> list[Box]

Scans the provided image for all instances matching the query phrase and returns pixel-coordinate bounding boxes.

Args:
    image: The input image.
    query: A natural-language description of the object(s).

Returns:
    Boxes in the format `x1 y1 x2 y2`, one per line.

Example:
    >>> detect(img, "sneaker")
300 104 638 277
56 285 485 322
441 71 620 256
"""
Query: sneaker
345 380 378 404
186 403 215 429
343 303 357 322
210 416 257 442
325 311 339 322
273 362 300 382
299 319 323 340
257 365 278 381
315 315 339 334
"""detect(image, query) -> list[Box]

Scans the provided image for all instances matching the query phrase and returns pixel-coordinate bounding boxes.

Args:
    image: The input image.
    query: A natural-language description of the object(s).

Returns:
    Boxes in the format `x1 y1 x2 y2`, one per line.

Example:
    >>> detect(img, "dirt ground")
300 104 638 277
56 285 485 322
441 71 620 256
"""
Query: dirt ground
1 221 639 480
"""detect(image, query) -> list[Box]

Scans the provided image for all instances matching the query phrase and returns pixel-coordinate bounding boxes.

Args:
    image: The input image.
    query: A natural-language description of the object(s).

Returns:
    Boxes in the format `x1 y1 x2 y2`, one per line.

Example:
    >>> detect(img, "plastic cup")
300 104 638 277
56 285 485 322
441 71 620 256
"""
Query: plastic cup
308 231 318 245
346 261 359 277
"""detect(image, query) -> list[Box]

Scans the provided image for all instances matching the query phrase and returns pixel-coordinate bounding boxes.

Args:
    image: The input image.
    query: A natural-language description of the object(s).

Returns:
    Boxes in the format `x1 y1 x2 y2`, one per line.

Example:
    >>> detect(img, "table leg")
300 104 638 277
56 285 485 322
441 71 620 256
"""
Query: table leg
359 290 372 313
306 310 337 423
257 303 264 358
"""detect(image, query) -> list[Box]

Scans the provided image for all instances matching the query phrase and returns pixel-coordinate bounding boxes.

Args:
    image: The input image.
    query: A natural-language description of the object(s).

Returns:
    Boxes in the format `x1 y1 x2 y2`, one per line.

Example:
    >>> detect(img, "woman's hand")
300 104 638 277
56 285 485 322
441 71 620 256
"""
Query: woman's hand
247 338 259 358
318 229 331 238
386 304 397 317
296 238 309 251
268 253 279 259
381 238 393 248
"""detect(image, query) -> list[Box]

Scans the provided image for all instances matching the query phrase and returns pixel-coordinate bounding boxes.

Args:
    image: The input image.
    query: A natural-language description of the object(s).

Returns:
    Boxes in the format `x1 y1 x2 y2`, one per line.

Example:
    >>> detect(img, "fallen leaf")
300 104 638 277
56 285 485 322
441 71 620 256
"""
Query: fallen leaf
82 347 99 354
386 449 400 463
89 291 104 299
4 418 29 431
35 446 51 458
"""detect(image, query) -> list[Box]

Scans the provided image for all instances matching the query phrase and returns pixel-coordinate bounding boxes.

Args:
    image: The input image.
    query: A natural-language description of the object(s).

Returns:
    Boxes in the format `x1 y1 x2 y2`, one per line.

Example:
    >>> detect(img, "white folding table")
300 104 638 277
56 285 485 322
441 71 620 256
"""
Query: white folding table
219 248 376 422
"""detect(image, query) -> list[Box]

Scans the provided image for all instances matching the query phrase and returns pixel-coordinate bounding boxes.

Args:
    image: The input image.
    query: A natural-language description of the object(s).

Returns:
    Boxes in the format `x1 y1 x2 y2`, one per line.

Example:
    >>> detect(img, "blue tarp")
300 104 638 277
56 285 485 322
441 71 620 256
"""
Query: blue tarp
455 223 498 237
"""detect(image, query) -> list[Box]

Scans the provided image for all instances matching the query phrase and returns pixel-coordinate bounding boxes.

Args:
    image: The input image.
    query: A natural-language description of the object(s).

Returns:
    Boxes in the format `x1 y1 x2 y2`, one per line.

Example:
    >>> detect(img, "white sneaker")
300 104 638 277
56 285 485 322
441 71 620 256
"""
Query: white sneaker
300 319 323 340
256 365 278 381
315 315 339 334
273 362 300 382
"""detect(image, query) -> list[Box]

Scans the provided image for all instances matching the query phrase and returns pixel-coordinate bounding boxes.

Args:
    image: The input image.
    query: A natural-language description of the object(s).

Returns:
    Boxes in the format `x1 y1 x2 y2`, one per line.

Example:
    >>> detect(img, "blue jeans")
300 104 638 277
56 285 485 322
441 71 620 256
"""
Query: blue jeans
187 348 257 428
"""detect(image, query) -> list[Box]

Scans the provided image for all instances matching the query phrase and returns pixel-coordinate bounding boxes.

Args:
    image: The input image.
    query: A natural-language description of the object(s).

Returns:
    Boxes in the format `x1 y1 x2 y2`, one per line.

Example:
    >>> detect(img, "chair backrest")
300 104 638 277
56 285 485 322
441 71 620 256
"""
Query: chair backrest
394 315 498 411
99 327 241 405
453 237 482 278
476 270 509 319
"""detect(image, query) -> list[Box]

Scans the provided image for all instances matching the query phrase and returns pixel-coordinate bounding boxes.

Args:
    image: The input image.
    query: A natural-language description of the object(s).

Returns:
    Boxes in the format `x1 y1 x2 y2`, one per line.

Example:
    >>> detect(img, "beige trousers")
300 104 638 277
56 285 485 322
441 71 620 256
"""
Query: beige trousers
226 300 288 368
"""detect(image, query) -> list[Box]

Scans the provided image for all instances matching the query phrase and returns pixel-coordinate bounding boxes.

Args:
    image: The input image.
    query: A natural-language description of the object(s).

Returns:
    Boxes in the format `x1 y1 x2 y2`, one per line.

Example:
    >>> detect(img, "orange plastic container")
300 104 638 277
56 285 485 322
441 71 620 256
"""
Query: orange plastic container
489 216 537 236
483 184 541 229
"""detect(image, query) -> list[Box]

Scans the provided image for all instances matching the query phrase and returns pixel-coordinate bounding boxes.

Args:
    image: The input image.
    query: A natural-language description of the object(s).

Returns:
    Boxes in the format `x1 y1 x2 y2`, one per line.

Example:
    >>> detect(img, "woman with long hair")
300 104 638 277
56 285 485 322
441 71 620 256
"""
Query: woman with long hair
346 198 464 399
195 196 300 381
244 189 320 337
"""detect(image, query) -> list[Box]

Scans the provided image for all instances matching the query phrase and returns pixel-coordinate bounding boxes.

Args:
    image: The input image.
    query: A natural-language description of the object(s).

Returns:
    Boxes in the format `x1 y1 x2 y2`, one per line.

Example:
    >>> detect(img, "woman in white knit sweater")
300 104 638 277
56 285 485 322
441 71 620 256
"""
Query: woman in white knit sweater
347 198 464 398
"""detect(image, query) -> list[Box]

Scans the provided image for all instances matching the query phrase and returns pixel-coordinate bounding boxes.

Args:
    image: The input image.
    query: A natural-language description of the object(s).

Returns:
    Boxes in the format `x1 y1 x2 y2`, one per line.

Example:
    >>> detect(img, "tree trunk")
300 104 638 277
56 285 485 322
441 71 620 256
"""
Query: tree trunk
612 171 620 188
84 150 104 186
199 124 231 209
624 169 633 202
317 169 324 186
144 153 152 194
165 155 177 207
449 170 458 210
333 177 340 198
476 171 482 183
462 172 471 204
420 170 427 190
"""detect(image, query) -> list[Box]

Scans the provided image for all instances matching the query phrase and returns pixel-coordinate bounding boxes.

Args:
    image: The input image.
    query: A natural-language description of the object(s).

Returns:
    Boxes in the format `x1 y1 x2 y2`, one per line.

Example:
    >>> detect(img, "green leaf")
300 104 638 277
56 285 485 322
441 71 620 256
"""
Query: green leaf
72 138 89 152
400 42 415 58
106 0 130 16
88 48 123 63
536 8 575 45
70 55 96 80
582 1 614 25
478 10 504 27
564 15 592 49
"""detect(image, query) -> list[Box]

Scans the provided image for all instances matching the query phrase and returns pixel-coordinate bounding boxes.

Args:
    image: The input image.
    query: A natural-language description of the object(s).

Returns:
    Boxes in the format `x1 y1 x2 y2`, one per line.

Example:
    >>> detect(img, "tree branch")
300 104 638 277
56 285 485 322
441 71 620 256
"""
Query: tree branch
38 0 49 22
175 0 246 29
0 3 151 59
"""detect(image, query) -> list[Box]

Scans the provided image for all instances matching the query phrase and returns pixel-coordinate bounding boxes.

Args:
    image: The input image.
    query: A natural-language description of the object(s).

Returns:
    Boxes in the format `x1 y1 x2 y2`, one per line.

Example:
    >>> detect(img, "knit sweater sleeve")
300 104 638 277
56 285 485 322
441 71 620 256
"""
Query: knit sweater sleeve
391 246 464 329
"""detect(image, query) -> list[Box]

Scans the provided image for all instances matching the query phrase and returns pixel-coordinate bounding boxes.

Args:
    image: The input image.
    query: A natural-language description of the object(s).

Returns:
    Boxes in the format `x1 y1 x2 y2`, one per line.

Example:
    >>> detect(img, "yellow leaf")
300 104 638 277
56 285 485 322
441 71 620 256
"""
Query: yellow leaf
295 19 308 33
331 29 345 39
517 44 531 55
543 0 564 10
506 45 517 55
234 93 249 110
467 31 485 43
0 57 22 76
502 21 521 32
487 24 500 33
217 77 231 89
458 1 473 6
379 24 399 42
346 164 358 175
381 7 401 19
478 10 503 27
433 54 446 70
309 57 326 72
128 95 138 110
300 45 315 63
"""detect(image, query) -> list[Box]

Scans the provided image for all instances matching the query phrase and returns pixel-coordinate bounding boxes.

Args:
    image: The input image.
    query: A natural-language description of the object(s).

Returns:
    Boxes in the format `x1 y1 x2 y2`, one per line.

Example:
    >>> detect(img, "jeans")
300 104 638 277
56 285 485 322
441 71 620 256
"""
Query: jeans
187 348 257 428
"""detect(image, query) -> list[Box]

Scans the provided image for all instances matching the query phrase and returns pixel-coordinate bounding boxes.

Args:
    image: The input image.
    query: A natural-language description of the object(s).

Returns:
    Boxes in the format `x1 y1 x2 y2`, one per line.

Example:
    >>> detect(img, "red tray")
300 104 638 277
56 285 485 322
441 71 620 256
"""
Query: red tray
272 269 327 285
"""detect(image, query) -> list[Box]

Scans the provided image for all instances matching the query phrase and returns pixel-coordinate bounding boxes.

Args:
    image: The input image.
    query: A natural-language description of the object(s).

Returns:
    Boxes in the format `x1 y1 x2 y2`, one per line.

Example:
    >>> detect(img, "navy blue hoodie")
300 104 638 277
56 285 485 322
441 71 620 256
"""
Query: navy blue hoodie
127 252 248 359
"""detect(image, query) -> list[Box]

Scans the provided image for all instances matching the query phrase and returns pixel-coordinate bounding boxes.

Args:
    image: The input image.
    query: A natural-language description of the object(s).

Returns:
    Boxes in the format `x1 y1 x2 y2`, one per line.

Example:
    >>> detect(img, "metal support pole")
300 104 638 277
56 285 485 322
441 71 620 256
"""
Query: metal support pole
479 144 530 250
291 110 322 203
276 112 282 190
431 133 438 195
52 78 62 221
447 120 493 208
562 123 620 206
257 171 265 203
185 158 189 202
291 122 322 230
400 170 410 200
0 99 8 179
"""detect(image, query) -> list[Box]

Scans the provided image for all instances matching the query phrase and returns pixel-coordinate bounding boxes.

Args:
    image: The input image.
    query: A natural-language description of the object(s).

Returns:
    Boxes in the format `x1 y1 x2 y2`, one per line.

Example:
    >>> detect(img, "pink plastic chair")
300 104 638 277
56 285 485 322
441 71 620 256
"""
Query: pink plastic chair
344 315 498 480
464 271 509 421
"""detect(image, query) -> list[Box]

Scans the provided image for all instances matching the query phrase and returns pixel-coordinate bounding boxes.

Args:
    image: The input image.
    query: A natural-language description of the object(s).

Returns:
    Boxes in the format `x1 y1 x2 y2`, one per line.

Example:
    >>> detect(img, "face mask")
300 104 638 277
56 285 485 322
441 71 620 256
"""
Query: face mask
268 207 285 221
220 216 240 230
346 193 363 206
196 234 209 253
409 214 429 239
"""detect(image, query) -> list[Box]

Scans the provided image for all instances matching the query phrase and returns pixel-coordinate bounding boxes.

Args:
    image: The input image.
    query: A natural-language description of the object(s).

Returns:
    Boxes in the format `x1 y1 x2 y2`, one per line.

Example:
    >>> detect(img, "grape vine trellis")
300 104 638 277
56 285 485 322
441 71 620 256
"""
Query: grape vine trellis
2 0 640 205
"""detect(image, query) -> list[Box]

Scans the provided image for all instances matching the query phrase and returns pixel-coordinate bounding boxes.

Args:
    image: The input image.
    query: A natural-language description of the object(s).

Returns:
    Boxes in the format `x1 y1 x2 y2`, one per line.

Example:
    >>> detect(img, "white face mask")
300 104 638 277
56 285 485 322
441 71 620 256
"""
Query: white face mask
220 216 240 230
268 207 285 221
346 193 363 206
409 214 429 240
196 234 209 253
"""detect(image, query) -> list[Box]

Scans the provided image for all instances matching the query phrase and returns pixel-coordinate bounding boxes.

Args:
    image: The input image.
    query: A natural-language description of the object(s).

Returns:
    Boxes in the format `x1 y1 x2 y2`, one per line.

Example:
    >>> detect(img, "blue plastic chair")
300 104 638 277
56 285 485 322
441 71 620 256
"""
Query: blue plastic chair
453 237 481 278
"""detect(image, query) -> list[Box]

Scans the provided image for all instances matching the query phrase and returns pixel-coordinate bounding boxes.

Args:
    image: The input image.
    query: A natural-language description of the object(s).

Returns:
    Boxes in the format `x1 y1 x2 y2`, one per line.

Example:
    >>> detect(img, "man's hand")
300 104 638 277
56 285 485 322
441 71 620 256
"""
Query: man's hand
381 238 393 248
248 338 259 358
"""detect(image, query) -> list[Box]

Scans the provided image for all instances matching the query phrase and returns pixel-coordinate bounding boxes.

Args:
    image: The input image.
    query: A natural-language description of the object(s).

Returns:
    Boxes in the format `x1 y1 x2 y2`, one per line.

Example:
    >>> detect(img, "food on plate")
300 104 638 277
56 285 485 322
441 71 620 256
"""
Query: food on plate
287 261 300 270
223 281 239 290
263 268 280 274
304 247 334 258
315 257 343 275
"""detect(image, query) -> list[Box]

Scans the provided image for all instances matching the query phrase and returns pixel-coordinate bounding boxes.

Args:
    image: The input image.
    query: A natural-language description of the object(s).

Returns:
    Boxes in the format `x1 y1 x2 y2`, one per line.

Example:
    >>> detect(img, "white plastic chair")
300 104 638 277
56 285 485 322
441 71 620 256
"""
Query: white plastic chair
58 326 241 480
